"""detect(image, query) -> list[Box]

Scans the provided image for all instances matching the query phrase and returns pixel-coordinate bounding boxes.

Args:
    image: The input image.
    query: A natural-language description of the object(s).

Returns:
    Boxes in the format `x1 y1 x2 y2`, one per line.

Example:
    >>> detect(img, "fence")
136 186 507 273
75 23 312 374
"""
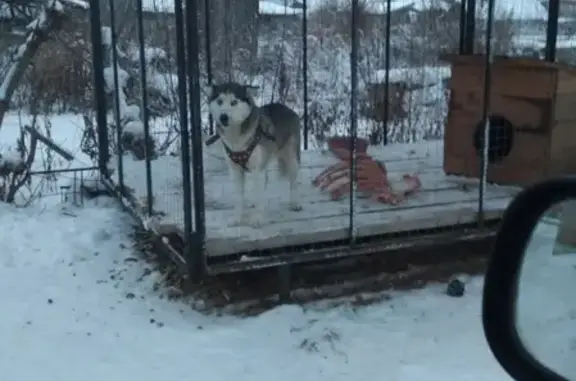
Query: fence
88 0 564 278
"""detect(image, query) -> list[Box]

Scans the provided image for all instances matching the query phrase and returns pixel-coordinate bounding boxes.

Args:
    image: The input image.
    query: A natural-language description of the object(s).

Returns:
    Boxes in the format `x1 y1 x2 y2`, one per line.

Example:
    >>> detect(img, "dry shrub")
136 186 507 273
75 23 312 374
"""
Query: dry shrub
24 36 92 114
307 0 373 39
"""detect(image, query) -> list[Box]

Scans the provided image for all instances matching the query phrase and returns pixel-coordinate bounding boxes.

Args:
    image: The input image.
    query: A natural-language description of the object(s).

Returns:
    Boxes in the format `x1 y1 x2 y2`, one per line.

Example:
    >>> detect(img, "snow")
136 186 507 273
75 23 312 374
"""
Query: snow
475 0 547 20
141 0 174 13
374 65 450 86
103 67 130 92
126 46 168 64
1 195 571 381
306 0 442 14
101 25 112 46
124 120 146 136
0 149 24 168
0 110 574 380
100 29 147 138
260 1 303 15
0 197 512 381
496 0 547 20
141 0 424 15
0 113 96 205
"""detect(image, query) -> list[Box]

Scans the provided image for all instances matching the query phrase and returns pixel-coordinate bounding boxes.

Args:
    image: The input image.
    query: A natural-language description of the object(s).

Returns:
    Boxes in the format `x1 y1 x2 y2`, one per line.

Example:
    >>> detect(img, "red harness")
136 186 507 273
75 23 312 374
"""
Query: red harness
222 127 275 171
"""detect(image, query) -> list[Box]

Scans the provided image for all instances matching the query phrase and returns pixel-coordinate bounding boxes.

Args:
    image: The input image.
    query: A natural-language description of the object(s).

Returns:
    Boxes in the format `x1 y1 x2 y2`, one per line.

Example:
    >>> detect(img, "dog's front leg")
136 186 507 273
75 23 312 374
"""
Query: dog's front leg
229 164 248 226
249 170 268 228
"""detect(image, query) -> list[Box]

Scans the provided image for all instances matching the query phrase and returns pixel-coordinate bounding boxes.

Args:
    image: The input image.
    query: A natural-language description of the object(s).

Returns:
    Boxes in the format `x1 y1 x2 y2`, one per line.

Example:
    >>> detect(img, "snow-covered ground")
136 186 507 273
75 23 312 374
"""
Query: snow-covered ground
2 188 572 381
0 108 574 380
0 197 513 381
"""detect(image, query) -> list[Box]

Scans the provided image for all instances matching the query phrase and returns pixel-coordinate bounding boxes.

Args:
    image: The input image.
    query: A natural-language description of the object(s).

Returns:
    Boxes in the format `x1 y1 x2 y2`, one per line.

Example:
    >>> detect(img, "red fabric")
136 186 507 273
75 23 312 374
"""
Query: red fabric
313 137 421 204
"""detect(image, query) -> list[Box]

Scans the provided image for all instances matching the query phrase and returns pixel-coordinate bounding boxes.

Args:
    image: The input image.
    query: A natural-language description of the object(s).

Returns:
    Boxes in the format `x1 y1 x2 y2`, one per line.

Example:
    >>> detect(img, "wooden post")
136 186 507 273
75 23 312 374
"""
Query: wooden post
553 200 576 255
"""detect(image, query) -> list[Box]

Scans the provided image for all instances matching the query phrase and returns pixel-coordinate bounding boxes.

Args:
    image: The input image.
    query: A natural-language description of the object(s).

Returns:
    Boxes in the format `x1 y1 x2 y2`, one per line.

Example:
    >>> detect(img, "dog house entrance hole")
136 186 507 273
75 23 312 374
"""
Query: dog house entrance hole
473 115 514 163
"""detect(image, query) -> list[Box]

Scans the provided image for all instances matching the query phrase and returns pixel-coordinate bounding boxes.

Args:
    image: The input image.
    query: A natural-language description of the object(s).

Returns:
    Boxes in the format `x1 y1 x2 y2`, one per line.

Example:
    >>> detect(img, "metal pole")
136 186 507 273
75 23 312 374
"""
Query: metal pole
186 0 207 278
136 0 154 216
108 0 123 191
382 0 391 146
174 0 194 269
478 0 496 227
302 0 309 150
545 0 559 62
349 0 359 243
458 0 467 54
204 0 214 134
464 0 476 54
89 0 109 176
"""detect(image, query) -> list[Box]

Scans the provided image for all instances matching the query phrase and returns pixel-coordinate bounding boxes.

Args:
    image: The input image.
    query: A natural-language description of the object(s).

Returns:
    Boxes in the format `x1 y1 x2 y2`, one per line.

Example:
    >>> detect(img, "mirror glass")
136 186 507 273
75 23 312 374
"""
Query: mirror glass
516 200 576 380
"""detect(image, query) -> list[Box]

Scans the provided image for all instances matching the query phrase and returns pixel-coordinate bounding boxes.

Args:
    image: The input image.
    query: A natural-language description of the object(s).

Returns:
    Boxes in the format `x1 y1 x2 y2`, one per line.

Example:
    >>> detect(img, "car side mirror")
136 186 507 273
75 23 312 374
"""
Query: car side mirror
483 177 576 381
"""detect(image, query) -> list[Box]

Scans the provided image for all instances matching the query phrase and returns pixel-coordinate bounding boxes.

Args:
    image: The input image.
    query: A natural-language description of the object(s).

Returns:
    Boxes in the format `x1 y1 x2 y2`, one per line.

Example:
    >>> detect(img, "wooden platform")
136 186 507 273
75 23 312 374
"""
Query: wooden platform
116 140 520 257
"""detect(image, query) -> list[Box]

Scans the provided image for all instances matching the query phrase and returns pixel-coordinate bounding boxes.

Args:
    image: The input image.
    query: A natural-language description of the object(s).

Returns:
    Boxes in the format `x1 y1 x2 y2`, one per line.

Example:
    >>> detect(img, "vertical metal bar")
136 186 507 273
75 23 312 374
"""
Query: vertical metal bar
382 0 391 146
80 170 84 206
464 0 476 54
73 171 78 205
89 0 109 175
302 0 309 150
186 0 207 278
136 0 154 216
108 0 124 191
545 0 559 62
349 0 359 243
478 0 496 227
174 0 194 267
204 0 214 134
459 0 467 54
224 0 231 79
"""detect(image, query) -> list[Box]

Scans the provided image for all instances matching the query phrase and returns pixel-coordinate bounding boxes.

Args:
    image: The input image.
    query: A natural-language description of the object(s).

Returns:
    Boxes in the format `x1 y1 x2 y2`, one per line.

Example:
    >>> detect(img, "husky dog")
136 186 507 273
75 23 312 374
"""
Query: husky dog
208 82 302 227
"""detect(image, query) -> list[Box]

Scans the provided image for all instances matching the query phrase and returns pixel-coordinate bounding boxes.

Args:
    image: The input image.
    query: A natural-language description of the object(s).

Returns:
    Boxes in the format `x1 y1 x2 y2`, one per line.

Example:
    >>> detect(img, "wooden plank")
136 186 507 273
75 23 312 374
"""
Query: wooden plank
202 177 517 256
201 170 516 225
150 165 516 230
123 145 453 228
116 140 520 257
205 196 511 256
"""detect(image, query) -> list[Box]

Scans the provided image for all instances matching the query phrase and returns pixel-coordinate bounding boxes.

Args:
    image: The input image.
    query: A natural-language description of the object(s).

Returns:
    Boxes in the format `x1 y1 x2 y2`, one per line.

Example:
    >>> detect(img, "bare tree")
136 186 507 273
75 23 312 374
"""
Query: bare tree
0 0 86 203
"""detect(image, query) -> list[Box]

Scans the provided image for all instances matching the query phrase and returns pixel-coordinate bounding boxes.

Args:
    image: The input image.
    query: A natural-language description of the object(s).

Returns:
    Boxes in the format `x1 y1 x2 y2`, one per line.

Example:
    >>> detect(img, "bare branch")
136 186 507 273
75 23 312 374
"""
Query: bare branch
0 0 67 129
23 124 74 161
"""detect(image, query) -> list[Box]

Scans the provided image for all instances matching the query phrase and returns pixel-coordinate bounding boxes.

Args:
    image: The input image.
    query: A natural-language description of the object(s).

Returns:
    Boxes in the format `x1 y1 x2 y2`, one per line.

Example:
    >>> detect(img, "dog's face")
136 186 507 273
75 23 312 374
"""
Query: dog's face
208 83 256 129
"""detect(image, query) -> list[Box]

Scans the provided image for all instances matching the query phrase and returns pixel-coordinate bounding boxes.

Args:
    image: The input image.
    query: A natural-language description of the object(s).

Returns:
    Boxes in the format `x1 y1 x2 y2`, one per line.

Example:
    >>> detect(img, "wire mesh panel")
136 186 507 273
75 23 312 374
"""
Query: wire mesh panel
343 0 476 245
480 0 548 58
89 0 200 270
200 0 326 261
83 0 564 276
473 0 560 227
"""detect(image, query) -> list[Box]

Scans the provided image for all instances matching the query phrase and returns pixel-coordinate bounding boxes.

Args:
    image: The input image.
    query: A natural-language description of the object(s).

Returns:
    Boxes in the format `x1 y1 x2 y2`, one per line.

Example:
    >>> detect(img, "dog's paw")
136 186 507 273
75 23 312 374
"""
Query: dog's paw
289 202 303 212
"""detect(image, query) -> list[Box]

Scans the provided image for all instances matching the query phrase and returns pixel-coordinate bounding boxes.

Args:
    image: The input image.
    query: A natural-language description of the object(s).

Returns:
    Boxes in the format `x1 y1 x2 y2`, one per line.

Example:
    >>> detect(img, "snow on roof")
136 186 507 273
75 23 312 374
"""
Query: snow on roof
141 0 304 14
141 0 547 19
142 0 174 12
478 0 548 20
140 0 422 15
304 0 419 14
260 1 303 14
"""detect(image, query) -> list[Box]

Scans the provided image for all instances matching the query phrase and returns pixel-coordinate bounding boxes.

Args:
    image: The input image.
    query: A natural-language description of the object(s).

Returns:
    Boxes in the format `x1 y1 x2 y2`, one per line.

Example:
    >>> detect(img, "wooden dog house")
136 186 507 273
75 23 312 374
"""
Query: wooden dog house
442 54 576 186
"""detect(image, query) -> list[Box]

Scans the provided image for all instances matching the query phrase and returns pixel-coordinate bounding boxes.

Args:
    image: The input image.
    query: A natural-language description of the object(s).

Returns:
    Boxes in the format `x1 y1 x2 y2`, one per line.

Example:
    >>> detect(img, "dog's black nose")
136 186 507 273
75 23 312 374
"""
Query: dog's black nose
219 114 229 126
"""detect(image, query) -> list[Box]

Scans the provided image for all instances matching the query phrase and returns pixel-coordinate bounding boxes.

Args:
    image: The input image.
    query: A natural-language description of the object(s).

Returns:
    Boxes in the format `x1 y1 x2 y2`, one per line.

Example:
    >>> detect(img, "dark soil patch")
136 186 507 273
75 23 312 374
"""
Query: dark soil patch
131 226 494 316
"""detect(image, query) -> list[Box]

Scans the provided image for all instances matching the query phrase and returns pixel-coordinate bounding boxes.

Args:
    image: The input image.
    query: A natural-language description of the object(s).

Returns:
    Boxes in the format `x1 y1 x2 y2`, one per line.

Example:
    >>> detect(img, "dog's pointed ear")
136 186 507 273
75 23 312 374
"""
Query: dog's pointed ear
245 85 259 100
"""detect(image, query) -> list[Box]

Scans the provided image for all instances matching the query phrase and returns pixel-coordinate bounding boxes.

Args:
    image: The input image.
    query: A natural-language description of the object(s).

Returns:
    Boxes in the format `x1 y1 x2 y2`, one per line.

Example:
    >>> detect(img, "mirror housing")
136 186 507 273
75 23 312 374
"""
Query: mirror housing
483 176 576 381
